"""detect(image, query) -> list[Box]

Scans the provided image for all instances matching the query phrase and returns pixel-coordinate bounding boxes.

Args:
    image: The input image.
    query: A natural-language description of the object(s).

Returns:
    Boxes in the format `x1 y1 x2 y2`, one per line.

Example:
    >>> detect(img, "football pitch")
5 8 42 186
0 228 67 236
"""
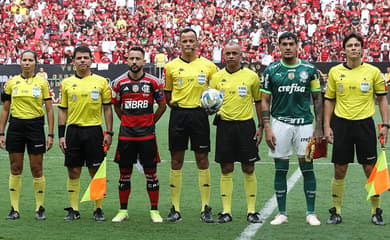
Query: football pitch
0 106 389 240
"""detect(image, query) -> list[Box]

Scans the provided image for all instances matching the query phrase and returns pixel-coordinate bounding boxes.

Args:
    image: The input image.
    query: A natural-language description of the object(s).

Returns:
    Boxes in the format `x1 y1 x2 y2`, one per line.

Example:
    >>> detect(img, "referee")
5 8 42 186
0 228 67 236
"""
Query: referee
58 46 113 221
0 50 54 220
164 28 218 223
210 41 263 224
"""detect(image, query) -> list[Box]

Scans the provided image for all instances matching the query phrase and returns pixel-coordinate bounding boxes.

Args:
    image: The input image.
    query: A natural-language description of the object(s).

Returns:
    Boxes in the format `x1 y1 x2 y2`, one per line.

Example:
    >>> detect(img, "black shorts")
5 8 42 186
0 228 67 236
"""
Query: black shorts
6 116 46 154
331 115 377 165
215 118 260 164
168 106 210 152
64 125 104 168
114 138 160 168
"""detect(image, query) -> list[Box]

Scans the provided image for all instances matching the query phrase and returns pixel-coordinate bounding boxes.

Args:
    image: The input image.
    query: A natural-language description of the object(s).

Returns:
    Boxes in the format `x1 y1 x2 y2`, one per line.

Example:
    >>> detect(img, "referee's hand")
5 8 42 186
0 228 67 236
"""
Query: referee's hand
59 137 67 154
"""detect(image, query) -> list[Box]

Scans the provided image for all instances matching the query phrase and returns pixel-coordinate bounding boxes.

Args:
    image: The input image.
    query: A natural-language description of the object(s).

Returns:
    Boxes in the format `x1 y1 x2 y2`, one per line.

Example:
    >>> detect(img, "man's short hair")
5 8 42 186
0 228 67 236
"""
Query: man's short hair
179 28 197 40
73 45 92 58
129 46 145 57
278 31 298 44
342 32 364 49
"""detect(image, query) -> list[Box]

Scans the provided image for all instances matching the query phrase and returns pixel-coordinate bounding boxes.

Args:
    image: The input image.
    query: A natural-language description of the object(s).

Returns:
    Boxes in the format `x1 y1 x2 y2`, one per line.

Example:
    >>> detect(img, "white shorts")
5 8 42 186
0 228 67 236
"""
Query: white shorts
268 118 313 159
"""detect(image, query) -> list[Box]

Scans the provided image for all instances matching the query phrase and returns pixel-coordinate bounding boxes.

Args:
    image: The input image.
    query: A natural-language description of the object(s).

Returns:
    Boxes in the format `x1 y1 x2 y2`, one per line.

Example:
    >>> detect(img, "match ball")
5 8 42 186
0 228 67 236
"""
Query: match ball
200 88 224 111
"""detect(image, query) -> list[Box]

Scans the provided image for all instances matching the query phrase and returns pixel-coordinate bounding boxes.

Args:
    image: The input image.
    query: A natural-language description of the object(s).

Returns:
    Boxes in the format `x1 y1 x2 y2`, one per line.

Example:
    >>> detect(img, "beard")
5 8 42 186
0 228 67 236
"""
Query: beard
130 65 142 73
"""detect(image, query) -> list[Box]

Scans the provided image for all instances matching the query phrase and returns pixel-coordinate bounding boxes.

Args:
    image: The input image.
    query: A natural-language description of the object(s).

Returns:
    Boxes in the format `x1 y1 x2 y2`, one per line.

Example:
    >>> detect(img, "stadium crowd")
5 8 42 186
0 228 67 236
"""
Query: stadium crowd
0 0 389 65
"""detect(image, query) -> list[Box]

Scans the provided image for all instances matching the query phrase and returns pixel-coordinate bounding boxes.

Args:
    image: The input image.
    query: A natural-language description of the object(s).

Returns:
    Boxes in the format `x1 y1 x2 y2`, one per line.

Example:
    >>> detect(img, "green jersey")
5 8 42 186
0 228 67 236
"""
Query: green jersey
261 59 321 125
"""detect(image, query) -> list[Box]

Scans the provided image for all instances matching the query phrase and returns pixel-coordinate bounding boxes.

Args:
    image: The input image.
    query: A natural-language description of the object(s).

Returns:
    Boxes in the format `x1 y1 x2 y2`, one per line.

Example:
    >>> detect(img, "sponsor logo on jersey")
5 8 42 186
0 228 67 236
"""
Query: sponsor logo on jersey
178 78 182 87
338 84 344 93
277 116 305 125
72 94 77 102
13 87 18 95
278 83 306 94
32 87 41 98
124 100 149 109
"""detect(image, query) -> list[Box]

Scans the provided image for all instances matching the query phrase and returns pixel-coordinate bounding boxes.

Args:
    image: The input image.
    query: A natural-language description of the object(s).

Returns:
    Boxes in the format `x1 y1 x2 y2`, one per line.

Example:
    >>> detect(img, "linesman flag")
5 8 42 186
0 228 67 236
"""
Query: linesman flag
365 124 390 200
81 144 108 203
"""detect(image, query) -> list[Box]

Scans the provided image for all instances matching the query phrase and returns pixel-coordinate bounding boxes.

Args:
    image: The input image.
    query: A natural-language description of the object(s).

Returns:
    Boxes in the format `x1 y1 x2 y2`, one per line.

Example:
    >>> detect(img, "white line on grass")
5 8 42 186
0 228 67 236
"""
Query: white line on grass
236 168 303 240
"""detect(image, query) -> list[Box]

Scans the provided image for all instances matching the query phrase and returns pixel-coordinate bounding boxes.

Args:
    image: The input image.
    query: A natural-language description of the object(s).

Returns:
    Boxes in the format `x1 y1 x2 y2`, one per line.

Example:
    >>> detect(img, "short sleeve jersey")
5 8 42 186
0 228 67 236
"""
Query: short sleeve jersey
111 72 165 140
164 56 218 108
261 59 321 125
210 67 261 121
59 74 111 126
325 63 387 120
4 75 52 119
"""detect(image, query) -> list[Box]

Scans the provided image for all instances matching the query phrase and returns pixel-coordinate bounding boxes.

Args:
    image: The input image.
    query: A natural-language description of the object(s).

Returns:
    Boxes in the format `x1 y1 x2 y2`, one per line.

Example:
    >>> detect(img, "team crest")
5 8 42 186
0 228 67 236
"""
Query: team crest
141 84 150 93
197 74 206 85
288 71 295 80
90 90 100 101
132 84 139 93
32 87 41 98
238 86 247 97
299 71 308 83
360 82 370 93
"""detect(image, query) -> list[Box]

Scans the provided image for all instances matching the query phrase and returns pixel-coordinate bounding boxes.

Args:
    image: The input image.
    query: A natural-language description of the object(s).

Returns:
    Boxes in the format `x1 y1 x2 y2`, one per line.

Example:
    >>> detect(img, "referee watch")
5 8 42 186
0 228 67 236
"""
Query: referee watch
382 123 390 129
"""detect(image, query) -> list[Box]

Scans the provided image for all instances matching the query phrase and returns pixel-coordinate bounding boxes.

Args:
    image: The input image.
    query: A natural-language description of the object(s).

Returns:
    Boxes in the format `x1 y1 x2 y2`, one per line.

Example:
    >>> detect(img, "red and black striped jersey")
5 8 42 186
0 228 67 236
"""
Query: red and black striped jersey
112 72 165 141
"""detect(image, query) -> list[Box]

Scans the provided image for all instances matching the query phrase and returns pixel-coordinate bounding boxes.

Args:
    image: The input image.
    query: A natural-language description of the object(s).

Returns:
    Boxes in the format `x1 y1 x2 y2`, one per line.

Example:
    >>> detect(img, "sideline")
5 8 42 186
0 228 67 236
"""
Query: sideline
236 168 303 240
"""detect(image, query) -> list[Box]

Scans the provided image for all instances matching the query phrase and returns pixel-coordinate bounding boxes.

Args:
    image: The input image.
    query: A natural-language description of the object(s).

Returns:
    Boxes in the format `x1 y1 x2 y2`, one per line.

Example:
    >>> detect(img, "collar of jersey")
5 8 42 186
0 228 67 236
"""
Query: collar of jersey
225 65 243 74
75 73 92 79
343 62 363 70
280 58 301 68
128 72 145 81
20 74 36 79
179 56 200 63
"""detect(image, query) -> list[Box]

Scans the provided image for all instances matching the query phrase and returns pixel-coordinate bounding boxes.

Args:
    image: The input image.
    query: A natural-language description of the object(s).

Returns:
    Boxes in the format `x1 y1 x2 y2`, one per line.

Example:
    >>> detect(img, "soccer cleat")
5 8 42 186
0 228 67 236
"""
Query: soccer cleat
372 208 385 226
35 206 46 221
200 205 214 223
167 206 182 222
216 212 232 224
326 207 342 224
93 208 105 222
150 210 163 223
64 207 80 221
270 214 288 225
306 214 321 226
247 212 262 223
5 207 20 220
112 209 129 222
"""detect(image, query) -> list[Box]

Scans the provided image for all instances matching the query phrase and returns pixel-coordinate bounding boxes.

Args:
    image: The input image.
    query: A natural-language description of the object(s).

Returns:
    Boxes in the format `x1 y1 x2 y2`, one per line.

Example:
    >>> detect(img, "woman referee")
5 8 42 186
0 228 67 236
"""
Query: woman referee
0 50 54 220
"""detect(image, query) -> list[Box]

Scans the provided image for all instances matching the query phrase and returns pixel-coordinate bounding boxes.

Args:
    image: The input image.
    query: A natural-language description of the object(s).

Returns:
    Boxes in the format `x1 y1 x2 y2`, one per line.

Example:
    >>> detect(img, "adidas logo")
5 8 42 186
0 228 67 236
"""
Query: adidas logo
123 86 129 91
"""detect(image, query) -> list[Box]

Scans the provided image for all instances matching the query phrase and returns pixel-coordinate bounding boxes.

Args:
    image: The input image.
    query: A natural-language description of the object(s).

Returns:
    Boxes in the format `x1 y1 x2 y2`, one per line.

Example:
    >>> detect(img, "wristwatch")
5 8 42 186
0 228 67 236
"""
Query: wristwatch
382 123 390 128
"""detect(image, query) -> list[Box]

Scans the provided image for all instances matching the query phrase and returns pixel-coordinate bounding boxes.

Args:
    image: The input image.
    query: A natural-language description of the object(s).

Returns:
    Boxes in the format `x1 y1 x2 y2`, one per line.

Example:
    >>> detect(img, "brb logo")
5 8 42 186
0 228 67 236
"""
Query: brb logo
124 100 149 109
278 83 306 94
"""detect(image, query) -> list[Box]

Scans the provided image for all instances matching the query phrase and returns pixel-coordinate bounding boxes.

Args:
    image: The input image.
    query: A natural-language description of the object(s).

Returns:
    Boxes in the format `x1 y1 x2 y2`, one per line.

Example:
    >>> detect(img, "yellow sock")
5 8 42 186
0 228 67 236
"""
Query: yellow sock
67 178 80 211
33 176 46 211
370 195 381 214
244 172 257 214
331 178 345 214
9 174 22 212
95 199 103 210
220 172 233 214
170 169 182 212
199 168 211 211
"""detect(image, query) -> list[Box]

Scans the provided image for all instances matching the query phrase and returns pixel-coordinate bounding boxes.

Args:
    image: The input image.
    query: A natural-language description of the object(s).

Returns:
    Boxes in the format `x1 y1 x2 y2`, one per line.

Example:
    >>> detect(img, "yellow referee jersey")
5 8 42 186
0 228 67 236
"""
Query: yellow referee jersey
325 63 387 120
4 75 51 119
210 67 261 121
164 56 218 108
59 74 111 126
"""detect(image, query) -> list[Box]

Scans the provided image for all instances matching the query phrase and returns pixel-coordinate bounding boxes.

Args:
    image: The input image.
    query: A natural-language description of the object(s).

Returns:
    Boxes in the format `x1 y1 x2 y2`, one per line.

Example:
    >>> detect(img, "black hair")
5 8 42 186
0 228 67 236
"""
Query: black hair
21 49 38 63
129 46 145 57
278 31 298 44
73 45 92 58
179 28 198 40
342 32 364 49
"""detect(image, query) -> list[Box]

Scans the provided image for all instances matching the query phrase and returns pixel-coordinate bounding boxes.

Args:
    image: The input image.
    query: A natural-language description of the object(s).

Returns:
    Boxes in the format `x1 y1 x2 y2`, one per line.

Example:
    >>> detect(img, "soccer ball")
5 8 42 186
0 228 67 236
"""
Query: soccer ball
200 88 224 111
